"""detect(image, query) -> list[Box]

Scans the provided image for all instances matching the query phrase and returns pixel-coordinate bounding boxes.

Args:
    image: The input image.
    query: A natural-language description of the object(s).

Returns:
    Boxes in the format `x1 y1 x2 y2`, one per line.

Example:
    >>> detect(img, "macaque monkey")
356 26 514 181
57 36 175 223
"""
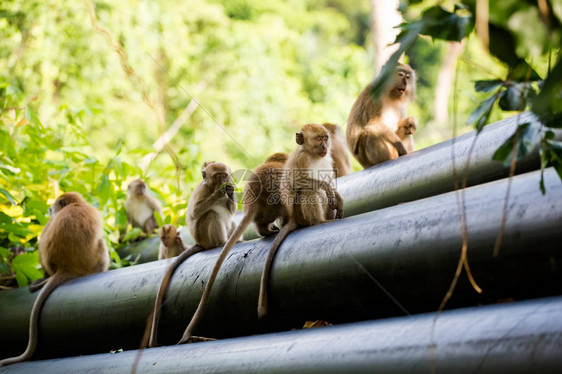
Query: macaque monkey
158 224 185 260
321 123 352 177
125 179 163 235
145 162 236 348
346 63 418 168
179 152 290 343
0 192 109 367
257 123 344 318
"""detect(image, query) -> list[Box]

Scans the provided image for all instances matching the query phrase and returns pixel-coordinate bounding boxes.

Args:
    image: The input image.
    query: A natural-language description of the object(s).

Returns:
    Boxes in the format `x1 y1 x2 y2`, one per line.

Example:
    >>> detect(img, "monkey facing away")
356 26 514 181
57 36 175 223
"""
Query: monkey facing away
125 179 163 235
145 162 237 348
179 152 290 343
158 224 185 260
346 63 417 168
0 192 109 367
321 123 352 178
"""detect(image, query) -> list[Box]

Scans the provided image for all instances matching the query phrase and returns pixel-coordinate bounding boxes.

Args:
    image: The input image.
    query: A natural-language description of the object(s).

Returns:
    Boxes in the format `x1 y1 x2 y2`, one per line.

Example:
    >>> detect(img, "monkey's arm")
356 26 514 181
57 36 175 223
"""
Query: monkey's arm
146 195 163 216
190 189 226 220
316 180 344 219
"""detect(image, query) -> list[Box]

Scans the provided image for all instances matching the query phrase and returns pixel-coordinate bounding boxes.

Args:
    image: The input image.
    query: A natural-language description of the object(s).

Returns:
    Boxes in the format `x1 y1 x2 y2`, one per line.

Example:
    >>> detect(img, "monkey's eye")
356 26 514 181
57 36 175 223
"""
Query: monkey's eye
316 136 322 141
398 72 405 77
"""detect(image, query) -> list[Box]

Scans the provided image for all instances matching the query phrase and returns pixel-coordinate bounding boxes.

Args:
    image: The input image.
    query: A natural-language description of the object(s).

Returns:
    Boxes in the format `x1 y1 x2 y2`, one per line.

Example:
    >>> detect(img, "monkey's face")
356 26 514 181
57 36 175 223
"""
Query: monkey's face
391 65 416 100
128 179 147 197
203 163 233 190
297 124 331 158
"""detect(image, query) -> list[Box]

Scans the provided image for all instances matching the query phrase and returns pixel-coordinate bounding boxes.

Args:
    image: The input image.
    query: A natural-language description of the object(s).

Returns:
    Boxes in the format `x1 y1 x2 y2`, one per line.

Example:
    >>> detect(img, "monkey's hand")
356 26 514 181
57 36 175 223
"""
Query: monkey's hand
224 183 235 201
333 190 344 219
399 116 417 135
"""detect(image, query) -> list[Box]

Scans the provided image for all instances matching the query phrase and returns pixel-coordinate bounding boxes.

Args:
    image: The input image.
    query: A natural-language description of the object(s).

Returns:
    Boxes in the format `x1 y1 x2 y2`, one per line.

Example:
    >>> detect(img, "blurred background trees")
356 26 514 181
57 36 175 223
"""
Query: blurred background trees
1 0 560 287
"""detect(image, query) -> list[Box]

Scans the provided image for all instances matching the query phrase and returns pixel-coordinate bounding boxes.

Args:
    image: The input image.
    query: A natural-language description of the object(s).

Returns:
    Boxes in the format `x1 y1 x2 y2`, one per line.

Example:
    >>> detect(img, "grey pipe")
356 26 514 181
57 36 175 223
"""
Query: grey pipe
2 296 562 373
119 111 555 263
1 168 561 359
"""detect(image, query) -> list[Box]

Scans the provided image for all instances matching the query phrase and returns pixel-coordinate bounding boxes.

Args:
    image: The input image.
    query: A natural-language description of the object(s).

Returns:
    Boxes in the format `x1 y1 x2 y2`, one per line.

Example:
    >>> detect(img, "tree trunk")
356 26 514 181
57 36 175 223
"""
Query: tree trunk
371 0 403 75
433 41 465 124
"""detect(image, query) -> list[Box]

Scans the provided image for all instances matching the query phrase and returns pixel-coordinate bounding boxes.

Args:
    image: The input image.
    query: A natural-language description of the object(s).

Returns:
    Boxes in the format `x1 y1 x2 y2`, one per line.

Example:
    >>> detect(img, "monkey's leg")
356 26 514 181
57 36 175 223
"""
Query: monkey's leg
358 129 404 168
144 215 159 235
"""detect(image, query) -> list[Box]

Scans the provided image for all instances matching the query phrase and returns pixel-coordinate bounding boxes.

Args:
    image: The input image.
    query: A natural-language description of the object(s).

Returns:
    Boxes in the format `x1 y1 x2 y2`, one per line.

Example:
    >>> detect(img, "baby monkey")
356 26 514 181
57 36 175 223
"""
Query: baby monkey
0 192 109 367
347 63 418 168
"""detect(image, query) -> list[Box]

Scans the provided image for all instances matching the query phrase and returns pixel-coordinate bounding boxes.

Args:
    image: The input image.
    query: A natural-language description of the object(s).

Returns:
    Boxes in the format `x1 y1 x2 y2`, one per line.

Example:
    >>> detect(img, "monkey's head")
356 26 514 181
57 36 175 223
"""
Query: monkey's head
202 162 233 191
160 224 178 247
50 192 86 216
265 152 289 164
128 179 148 197
390 63 417 102
296 123 331 158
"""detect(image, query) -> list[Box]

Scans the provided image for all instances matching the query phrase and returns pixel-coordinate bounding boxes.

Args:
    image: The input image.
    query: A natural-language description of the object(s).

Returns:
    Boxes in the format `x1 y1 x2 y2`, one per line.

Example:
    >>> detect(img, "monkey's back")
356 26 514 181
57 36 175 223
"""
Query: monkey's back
39 203 105 276
243 160 286 223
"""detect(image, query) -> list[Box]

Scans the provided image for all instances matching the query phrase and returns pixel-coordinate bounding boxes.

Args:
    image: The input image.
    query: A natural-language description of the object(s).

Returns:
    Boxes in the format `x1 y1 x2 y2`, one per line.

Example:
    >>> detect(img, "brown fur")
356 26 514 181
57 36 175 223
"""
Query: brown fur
158 225 185 260
125 179 163 234
179 152 291 343
347 63 418 168
145 162 236 348
0 192 109 367
258 124 344 318
321 123 352 177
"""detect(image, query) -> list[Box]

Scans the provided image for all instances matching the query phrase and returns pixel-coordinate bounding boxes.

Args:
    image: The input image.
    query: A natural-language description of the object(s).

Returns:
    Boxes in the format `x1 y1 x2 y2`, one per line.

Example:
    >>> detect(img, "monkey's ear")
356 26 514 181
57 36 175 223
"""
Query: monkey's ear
296 132 304 145
201 169 207 180
59 199 67 209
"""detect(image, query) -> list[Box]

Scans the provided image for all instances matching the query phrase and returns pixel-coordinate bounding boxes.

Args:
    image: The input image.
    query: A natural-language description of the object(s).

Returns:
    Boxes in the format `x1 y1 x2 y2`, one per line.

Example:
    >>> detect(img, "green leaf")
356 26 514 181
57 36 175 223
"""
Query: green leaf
122 227 143 242
498 83 535 111
532 59 562 128
0 188 17 205
466 94 497 131
475 80 503 93
419 5 474 41
96 174 112 206
12 251 42 287
492 122 541 166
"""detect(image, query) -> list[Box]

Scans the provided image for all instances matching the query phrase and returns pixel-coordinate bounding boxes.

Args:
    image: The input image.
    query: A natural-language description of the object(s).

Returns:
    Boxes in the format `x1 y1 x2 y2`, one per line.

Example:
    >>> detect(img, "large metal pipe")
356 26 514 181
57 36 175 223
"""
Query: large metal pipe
1 168 561 359
3 296 562 374
119 111 556 263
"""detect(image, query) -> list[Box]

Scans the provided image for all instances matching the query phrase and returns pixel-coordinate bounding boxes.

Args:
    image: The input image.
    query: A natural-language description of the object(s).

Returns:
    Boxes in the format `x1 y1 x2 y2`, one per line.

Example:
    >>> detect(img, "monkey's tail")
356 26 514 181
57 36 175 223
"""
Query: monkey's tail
257 220 298 319
146 244 205 348
0 272 75 367
178 213 254 344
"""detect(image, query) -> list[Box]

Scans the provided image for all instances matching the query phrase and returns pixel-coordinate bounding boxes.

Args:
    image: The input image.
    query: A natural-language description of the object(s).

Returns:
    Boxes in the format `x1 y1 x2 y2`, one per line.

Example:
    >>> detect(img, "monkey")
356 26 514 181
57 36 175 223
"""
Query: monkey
125 179 163 235
158 224 185 260
144 162 237 348
346 63 418 168
178 152 291 343
0 192 109 367
321 123 352 177
257 123 344 318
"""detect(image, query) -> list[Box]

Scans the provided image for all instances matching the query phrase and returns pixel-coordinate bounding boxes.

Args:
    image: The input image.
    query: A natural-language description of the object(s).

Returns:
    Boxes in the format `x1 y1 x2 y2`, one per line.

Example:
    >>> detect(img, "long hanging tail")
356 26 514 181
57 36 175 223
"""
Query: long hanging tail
146 244 205 348
257 220 297 319
0 272 74 367
178 213 254 344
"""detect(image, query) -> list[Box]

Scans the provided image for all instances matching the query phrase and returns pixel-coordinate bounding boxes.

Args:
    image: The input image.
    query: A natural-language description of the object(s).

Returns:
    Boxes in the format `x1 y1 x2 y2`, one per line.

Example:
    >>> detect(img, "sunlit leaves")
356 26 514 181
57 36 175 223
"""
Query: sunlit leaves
11 251 43 287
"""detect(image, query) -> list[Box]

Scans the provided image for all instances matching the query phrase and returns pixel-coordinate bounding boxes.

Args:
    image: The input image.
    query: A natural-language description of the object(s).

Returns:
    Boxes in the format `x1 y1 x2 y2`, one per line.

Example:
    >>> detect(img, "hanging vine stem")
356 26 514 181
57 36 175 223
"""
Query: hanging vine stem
429 51 485 374
84 0 183 191
493 66 533 257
